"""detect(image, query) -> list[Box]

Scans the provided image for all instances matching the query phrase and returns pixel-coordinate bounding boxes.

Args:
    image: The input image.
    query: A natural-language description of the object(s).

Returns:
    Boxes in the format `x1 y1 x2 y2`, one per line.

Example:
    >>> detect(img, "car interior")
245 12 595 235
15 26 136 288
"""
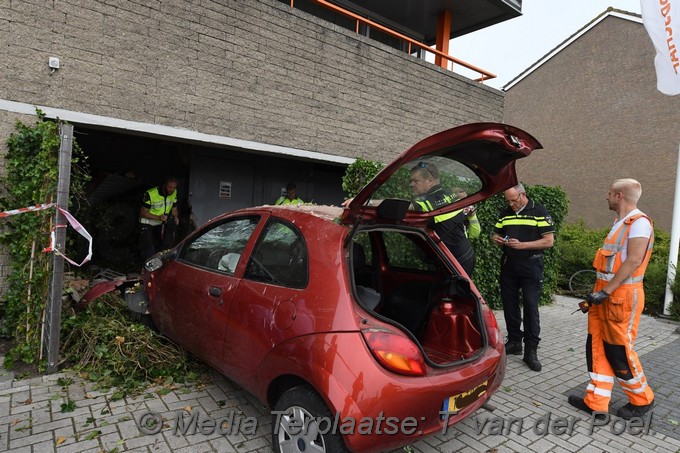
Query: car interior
350 229 484 365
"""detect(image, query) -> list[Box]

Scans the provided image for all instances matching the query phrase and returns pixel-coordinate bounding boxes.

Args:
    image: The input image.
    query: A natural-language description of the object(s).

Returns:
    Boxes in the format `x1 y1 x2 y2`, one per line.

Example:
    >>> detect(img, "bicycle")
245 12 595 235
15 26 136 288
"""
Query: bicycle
568 269 597 297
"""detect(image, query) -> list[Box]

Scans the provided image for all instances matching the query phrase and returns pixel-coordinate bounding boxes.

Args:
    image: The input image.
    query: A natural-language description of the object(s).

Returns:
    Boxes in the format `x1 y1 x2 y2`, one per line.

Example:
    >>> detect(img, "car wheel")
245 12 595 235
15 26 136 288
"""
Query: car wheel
272 386 348 453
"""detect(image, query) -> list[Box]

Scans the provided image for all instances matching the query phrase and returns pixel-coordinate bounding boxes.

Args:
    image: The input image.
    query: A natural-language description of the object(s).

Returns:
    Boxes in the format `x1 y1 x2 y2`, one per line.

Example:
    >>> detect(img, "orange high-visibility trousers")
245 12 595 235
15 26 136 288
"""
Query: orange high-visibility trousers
584 281 654 412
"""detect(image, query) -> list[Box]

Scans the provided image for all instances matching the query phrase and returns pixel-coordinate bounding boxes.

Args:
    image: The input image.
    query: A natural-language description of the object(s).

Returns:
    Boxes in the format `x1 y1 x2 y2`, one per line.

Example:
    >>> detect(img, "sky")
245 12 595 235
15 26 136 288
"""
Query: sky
449 0 643 89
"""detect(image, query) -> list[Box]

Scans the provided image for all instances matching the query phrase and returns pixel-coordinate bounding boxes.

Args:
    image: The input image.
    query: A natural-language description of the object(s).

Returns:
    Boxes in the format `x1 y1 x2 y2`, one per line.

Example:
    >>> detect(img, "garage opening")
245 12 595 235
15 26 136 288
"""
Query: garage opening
69 126 347 272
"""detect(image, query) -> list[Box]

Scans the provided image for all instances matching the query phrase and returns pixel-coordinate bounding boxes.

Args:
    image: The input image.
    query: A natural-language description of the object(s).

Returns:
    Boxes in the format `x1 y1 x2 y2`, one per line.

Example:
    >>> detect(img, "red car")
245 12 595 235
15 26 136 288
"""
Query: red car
141 123 541 452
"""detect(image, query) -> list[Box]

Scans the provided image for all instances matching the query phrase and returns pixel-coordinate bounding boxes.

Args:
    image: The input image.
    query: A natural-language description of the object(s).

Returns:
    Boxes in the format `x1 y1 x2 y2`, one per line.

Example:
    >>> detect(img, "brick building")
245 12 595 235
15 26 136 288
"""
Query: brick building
504 9 680 230
0 0 516 287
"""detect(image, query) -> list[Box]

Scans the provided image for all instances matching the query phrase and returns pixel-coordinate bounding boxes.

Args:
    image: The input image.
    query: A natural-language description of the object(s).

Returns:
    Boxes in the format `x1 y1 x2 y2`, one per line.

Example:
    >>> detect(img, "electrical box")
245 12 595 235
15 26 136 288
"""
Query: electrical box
48 57 60 69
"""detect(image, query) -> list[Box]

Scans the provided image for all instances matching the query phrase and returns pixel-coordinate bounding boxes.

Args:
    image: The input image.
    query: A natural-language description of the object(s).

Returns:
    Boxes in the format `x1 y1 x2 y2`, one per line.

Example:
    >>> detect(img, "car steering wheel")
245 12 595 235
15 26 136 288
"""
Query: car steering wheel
249 257 281 285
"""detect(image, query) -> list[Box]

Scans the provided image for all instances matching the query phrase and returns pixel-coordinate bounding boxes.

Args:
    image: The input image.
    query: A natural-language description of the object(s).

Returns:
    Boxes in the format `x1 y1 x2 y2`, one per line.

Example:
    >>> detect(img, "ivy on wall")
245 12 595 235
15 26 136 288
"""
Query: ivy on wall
0 111 89 366
341 158 569 309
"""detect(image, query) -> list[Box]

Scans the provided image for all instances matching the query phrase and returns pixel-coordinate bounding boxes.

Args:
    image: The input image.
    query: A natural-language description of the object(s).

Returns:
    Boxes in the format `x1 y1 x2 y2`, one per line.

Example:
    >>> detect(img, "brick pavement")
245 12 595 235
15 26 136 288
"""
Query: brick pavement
1 295 679 453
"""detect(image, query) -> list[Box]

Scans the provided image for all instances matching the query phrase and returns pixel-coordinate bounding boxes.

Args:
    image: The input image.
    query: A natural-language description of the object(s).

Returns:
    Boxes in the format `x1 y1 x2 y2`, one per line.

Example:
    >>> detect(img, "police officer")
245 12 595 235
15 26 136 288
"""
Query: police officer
275 182 304 205
410 162 476 277
139 176 179 261
492 183 554 372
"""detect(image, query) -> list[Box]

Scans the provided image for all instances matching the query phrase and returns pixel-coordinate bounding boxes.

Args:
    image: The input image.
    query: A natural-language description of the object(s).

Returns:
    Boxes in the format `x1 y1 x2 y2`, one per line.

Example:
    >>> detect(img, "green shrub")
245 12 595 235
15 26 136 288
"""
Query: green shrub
556 221 675 318
0 112 89 366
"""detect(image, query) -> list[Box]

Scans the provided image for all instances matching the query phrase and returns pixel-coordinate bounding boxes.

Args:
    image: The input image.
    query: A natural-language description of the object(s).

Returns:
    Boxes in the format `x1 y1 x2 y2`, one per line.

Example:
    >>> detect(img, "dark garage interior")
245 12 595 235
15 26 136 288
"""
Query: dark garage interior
69 126 347 271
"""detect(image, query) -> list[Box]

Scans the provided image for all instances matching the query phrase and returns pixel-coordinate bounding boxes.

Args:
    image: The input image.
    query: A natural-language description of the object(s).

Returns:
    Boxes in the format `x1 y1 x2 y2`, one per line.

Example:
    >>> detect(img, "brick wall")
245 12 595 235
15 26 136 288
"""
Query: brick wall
0 0 504 294
0 0 503 164
504 15 680 230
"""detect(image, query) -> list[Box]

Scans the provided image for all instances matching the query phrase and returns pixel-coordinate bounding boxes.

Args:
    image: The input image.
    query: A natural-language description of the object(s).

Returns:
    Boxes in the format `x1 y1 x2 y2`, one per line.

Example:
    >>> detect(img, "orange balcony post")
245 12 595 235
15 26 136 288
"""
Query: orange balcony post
435 10 451 69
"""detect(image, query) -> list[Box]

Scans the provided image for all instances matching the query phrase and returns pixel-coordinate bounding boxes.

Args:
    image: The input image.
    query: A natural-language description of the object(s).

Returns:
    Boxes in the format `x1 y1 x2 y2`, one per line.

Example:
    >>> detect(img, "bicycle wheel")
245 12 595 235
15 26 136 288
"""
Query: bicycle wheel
569 269 597 297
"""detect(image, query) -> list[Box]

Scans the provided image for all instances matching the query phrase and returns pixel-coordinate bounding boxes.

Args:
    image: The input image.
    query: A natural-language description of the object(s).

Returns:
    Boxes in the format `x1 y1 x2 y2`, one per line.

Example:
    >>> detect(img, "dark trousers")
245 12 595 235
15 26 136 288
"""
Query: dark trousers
139 224 163 262
457 250 476 278
500 255 544 347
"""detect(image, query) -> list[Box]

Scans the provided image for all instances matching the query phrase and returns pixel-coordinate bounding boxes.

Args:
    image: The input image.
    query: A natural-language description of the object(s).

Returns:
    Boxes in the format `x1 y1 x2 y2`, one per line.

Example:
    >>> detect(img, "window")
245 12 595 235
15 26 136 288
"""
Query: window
245 220 308 288
179 216 260 273
382 231 435 272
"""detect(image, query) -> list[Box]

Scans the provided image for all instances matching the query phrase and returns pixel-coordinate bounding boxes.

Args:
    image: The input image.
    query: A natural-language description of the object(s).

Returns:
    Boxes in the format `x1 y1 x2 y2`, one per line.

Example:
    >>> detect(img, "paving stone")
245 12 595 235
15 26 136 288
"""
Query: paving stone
0 295 677 453
29 439 55 453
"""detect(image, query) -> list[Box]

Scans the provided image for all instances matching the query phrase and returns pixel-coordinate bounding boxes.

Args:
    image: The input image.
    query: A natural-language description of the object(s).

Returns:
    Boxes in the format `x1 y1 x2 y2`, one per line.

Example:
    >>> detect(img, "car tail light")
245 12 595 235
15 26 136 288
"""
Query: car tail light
481 306 500 347
362 330 426 376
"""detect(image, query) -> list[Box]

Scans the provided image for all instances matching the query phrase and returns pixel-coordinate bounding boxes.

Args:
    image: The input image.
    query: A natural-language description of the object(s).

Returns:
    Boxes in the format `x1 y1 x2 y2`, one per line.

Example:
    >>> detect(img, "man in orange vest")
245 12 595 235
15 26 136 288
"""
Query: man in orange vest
568 179 655 420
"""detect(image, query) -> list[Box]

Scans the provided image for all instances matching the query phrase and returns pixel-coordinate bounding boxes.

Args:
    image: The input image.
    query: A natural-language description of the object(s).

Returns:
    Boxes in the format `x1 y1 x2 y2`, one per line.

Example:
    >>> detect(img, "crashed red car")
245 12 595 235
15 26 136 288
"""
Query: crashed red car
139 123 541 452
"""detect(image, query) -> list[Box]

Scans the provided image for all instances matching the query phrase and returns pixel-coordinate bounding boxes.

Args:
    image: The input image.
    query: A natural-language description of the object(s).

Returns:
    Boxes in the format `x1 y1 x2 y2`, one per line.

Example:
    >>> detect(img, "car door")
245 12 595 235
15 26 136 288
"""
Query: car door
154 215 262 369
222 217 309 387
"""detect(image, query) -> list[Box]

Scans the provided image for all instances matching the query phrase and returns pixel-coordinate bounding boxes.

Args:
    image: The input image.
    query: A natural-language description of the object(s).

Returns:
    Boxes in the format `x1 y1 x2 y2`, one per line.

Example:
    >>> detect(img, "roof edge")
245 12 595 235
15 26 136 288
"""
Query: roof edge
503 8 642 91
0 98 355 166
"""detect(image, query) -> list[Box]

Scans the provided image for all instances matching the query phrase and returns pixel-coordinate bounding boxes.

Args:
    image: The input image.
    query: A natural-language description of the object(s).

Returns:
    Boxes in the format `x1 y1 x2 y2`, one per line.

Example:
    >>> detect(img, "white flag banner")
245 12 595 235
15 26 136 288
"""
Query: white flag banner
640 0 680 95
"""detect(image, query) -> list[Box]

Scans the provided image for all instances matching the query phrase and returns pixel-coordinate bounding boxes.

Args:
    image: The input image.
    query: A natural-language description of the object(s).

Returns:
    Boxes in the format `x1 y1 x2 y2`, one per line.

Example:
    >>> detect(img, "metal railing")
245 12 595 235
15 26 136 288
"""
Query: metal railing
289 0 496 82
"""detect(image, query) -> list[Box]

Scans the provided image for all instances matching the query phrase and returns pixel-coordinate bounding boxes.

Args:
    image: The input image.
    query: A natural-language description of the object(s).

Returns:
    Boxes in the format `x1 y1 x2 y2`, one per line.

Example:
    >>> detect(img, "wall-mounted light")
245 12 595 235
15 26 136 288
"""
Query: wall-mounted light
48 56 60 75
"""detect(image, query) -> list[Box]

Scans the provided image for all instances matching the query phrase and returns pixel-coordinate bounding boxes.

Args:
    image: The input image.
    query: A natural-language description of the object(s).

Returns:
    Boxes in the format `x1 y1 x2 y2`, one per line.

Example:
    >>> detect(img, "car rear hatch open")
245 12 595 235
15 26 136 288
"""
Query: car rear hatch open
341 122 542 227
346 123 541 367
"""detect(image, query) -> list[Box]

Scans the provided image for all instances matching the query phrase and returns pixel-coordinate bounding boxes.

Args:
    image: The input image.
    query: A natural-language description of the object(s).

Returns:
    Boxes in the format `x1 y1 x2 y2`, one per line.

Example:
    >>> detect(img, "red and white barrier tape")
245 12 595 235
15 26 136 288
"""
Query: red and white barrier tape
1 203 92 267
0 203 55 218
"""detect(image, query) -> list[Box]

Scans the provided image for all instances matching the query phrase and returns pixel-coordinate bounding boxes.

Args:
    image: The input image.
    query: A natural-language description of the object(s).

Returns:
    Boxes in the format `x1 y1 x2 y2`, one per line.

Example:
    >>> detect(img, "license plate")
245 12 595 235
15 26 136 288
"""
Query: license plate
442 380 488 415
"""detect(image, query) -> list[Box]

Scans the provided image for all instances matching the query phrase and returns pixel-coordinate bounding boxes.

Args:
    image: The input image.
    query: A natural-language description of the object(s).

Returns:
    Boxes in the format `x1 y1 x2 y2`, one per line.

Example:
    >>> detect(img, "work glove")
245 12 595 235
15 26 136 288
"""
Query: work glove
586 289 610 306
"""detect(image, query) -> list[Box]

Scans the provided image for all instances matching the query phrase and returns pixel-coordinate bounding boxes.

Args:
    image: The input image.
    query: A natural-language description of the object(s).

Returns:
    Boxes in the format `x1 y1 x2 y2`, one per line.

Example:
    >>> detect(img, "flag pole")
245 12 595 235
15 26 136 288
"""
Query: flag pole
664 142 680 317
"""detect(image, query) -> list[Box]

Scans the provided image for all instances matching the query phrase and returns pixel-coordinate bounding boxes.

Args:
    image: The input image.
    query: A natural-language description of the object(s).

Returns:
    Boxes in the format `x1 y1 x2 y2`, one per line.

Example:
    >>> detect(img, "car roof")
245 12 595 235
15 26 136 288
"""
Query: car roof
258 204 344 222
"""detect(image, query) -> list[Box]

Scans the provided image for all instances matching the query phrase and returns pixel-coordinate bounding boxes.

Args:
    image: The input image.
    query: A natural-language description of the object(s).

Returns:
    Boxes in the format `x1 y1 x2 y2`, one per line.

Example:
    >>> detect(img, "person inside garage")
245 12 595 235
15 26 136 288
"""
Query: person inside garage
139 176 179 261
275 182 304 205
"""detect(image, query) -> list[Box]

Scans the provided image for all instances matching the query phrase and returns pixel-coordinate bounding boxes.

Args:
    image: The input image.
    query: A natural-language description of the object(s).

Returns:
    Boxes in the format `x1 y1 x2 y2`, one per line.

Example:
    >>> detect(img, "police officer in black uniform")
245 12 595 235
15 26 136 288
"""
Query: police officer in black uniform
492 183 555 372
410 162 476 277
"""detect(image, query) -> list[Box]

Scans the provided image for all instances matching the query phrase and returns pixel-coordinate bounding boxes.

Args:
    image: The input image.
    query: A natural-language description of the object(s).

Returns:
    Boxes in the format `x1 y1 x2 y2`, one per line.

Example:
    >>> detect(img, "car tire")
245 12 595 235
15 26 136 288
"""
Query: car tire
272 386 348 453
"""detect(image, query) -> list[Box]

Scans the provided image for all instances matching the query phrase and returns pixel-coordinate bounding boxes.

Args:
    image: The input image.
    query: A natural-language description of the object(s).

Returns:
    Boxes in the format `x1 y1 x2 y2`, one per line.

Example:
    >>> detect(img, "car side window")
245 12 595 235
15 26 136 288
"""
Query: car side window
179 216 260 274
245 219 308 288
382 231 435 272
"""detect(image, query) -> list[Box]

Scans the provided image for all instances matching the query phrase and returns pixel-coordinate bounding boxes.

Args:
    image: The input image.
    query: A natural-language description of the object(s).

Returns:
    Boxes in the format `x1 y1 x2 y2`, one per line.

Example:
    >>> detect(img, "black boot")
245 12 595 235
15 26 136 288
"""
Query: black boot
504 341 523 355
523 344 542 372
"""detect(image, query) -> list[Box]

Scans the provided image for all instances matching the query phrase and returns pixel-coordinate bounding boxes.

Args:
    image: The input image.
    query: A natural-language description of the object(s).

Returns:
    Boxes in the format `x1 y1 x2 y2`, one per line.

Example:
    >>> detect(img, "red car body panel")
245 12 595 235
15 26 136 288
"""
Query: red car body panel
256 329 504 453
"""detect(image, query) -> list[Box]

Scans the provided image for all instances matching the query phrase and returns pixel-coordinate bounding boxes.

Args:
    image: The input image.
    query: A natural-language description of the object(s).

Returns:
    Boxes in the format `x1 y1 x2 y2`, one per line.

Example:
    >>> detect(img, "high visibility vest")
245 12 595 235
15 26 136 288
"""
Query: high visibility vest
140 187 177 226
275 196 304 206
414 192 456 223
593 213 654 286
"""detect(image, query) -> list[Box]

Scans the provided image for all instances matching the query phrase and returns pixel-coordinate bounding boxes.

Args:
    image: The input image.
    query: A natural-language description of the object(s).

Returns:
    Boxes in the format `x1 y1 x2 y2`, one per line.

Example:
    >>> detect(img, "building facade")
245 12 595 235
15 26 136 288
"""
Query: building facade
0 0 507 287
504 9 680 230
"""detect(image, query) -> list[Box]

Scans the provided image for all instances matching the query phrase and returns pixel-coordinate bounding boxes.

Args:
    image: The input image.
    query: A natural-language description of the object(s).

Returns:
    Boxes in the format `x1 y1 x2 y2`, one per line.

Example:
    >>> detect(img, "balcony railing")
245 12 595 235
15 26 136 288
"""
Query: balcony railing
288 0 496 82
